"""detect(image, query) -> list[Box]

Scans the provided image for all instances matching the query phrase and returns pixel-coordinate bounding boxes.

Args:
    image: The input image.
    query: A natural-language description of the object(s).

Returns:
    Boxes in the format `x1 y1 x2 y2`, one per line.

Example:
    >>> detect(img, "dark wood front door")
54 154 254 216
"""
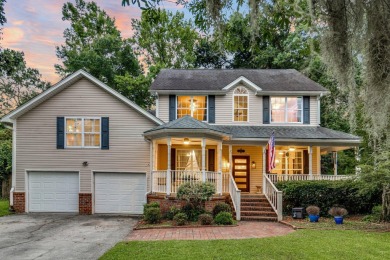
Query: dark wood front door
232 156 250 192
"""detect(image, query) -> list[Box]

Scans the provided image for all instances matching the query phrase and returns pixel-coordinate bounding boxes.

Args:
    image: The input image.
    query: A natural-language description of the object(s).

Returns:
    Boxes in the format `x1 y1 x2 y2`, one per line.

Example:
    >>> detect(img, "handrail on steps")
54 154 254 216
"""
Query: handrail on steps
263 174 283 221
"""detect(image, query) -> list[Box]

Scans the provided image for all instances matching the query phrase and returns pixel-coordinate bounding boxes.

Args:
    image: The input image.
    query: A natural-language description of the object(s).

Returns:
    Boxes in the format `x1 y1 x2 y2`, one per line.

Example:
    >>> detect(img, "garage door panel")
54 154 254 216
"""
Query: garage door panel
29 172 79 213
95 173 146 214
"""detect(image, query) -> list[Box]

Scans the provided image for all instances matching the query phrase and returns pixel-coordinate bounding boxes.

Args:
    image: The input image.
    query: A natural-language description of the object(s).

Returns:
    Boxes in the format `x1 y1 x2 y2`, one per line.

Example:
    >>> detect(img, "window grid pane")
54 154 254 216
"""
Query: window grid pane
233 87 248 122
177 96 207 121
271 97 302 123
65 118 100 148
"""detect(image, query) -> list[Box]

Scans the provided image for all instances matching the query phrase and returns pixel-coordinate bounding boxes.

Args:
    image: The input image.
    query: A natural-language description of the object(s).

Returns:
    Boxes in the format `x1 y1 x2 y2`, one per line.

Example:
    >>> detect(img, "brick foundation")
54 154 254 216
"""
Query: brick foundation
147 194 229 214
79 193 92 215
13 192 25 213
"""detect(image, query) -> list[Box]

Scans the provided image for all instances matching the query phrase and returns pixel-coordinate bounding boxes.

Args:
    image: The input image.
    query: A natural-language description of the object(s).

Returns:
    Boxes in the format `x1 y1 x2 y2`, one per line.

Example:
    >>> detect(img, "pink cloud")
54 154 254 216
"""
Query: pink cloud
2 27 24 45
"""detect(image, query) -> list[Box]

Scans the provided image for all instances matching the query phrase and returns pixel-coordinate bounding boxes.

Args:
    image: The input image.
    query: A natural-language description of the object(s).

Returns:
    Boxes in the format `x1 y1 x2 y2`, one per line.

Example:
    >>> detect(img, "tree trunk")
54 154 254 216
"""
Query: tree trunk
382 184 390 222
1 175 11 199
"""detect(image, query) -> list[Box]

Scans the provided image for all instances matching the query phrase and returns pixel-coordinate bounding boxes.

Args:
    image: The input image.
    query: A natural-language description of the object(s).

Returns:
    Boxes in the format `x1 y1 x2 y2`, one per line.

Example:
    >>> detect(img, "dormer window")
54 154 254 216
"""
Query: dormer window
177 96 208 121
271 97 303 123
233 87 249 122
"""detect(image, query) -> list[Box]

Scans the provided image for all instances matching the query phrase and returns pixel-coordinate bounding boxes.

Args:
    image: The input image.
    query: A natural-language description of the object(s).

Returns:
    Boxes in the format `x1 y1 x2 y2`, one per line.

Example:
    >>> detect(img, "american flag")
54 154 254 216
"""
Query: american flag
268 132 276 171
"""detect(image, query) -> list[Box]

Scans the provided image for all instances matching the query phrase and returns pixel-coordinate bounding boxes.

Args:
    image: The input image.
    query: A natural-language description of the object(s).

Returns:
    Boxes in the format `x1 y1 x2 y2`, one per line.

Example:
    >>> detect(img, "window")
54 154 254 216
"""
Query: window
177 96 207 121
66 118 100 148
233 87 249 122
272 150 303 174
271 97 302 123
176 150 205 171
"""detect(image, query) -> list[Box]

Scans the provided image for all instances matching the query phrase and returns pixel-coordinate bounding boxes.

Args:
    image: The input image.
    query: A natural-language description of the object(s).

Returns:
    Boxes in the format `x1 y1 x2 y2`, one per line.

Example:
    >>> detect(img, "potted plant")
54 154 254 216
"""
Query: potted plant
306 205 320 222
328 207 348 224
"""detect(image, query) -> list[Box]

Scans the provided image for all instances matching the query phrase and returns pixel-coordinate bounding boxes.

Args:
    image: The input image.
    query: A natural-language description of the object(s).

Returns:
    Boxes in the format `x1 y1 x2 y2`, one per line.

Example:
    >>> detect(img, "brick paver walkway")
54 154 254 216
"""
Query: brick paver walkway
128 221 294 241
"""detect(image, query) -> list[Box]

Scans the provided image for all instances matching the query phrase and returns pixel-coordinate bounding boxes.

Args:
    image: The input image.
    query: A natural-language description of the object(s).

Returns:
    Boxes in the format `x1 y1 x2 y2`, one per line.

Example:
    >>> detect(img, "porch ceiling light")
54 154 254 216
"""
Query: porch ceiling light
278 151 284 155
183 138 190 145
289 147 296 151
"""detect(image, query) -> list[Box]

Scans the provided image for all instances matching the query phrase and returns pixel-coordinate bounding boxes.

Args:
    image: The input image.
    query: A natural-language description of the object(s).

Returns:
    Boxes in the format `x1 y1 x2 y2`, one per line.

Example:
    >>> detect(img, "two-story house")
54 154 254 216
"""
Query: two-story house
1 69 360 221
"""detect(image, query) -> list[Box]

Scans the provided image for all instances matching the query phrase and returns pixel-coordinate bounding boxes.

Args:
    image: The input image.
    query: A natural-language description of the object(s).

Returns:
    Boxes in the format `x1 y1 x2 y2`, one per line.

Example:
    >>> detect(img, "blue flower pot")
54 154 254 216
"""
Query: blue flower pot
334 216 344 224
309 215 319 222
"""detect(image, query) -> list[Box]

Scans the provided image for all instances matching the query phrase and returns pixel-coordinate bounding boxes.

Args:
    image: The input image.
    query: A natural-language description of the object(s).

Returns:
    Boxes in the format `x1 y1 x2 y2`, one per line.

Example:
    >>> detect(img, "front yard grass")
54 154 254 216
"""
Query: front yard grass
0 199 12 217
100 229 390 260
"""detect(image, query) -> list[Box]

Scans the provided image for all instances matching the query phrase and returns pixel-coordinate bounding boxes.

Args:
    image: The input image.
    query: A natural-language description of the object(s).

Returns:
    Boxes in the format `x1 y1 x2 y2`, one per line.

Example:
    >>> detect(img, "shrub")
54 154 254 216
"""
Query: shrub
144 207 161 224
177 182 216 210
363 205 382 222
181 202 204 221
144 202 160 211
275 180 381 216
173 212 188 226
328 207 348 217
306 206 320 215
214 212 234 225
212 202 232 217
164 206 181 220
198 213 213 225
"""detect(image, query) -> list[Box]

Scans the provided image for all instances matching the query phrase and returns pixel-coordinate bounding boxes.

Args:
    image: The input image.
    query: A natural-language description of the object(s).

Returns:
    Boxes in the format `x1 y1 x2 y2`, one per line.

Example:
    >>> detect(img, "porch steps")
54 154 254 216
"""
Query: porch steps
240 194 278 222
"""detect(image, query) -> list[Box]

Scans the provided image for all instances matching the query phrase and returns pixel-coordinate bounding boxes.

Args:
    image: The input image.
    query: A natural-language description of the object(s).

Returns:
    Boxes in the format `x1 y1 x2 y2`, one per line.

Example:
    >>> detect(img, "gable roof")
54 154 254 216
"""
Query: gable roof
1 70 164 125
150 69 328 94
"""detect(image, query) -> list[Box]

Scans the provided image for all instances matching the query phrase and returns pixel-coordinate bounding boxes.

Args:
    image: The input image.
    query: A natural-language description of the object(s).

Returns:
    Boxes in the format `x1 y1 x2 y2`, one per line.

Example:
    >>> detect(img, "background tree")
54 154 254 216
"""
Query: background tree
0 125 11 198
56 0 140 88
131 9 199 68
0 49 50 116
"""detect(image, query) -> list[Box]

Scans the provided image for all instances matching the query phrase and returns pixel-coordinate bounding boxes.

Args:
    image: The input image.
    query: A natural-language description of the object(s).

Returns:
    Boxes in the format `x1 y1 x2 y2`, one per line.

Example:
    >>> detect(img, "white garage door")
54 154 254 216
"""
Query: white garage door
29 172 79 212
94 173 146 214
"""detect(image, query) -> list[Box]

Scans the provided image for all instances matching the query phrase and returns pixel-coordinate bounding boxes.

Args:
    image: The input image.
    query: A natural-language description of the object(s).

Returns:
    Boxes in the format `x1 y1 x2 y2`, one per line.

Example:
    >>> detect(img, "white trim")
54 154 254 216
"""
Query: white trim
11 120 16 194
176 95 208 122
1 70 163 125
156 93 159 118
64 117 101 148
270 96 303 124
232 86 250 123
317 96 321 125
222 76 262 91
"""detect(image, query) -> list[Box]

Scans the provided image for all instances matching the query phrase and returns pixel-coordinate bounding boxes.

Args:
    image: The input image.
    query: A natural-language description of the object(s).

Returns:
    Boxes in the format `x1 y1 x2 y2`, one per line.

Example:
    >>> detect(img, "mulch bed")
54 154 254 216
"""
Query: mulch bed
134 219 238 230
282 215 390 232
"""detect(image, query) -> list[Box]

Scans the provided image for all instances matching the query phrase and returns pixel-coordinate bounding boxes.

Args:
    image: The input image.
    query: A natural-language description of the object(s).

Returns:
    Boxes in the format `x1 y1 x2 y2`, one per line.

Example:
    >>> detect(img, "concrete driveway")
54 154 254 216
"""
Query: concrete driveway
0 214 138 260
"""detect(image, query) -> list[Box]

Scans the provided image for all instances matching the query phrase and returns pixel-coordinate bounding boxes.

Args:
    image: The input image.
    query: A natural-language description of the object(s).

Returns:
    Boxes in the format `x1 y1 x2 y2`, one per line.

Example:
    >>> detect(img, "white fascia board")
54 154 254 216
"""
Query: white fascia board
1 70 164 125
222 76 262 91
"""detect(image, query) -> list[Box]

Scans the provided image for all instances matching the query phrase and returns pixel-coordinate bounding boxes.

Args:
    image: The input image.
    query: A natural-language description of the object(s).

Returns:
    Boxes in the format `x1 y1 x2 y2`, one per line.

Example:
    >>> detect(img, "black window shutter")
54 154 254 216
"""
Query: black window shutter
101 117 109 150
169 95 176 121
208 149 215 171
263 96 270 124
57 117 65 149
208 95 215 123
303 96 310 124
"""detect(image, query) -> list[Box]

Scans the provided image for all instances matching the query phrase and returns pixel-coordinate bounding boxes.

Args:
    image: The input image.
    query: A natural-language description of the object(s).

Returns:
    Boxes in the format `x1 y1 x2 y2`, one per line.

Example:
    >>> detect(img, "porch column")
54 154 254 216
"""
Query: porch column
167 137 171 195
308 146 313 179
262 146 266 191
229 145 233 175
202 138 206 182
218 142 223 194
333 151 338 175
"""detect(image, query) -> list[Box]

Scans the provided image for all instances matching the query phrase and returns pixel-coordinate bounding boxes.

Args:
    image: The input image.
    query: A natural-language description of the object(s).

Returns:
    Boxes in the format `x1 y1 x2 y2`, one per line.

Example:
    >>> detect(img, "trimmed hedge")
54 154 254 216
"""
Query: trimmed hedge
275 180 381 216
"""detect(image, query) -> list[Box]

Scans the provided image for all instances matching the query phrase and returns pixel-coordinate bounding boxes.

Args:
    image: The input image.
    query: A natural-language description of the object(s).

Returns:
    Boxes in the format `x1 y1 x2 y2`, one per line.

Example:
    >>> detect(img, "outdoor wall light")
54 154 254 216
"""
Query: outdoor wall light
251 161 256 169
82 161 89 167
237 148 245 153
183 138 190 145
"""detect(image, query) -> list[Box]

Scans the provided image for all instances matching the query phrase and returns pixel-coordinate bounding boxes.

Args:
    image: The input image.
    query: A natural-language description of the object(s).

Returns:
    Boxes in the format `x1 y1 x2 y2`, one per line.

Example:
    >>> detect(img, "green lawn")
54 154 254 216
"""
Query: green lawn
100 230 390 260
0 199 12 217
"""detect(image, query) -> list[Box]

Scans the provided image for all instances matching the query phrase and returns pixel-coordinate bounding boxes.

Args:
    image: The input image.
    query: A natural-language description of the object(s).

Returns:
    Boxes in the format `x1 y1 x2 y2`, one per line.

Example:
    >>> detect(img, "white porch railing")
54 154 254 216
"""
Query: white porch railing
228 173 241 220
152 170 225 194
264 174 283 221
267 174 352 183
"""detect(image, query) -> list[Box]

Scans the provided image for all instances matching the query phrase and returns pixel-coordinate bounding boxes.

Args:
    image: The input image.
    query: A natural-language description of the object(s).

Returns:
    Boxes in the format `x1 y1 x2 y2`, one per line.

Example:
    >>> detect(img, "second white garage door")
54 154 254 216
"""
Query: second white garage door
94 172 146 214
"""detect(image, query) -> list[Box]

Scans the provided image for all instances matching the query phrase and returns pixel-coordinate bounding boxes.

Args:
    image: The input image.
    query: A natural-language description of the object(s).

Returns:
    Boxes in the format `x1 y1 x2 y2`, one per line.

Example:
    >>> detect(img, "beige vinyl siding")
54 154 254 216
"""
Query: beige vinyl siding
215 86 262 125
16 78 157 193
310 96 318 126
157 95 169 122
222 145 263 193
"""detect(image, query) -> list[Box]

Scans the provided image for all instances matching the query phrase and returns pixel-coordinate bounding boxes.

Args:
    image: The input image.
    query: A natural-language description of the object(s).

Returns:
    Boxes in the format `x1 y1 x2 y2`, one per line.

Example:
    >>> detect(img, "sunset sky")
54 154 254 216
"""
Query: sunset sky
2 0 184 84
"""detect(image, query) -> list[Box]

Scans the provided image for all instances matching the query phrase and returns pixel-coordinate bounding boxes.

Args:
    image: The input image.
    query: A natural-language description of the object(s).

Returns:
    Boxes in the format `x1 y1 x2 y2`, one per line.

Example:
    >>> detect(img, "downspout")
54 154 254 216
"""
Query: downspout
10 119 16 207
